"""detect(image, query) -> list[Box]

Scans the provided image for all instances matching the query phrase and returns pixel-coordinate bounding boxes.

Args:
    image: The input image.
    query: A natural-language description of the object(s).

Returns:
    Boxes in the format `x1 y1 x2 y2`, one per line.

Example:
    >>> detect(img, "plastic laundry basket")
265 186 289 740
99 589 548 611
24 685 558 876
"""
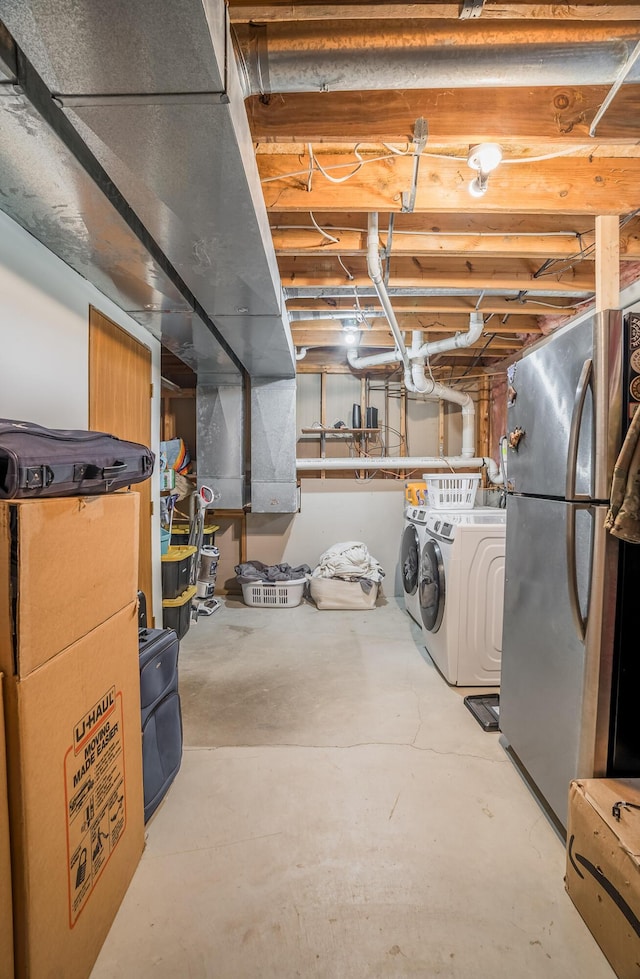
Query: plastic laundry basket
241 579 305 608
423 474 481 510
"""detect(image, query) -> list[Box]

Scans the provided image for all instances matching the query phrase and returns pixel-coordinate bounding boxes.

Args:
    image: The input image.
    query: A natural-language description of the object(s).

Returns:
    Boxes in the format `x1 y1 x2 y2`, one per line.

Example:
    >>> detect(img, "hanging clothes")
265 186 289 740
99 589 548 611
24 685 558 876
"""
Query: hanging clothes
605 405 640 543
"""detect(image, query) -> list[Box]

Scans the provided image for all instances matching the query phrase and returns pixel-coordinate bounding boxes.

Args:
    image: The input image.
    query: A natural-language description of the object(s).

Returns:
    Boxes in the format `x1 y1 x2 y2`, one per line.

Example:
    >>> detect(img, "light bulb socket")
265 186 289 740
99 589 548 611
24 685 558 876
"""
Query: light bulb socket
467 142 502 174
468 175 488 198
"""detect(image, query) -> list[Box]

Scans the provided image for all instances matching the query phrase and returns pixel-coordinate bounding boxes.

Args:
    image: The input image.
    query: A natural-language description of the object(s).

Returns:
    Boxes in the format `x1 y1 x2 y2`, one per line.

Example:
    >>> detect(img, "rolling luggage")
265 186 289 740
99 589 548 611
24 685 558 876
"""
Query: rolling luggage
0 418 155 499
138 627 183 823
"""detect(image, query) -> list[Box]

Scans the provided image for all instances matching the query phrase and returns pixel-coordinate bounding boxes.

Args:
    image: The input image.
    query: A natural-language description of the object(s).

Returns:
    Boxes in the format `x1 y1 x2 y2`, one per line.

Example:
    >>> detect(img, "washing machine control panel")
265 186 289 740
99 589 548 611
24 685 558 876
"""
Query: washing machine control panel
431 518 454 539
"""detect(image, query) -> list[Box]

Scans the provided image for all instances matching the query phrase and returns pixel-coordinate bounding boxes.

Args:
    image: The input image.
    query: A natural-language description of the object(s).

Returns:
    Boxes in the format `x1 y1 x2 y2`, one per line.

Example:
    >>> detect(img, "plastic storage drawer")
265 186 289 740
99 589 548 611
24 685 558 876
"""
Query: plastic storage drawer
161 545 197 600
162 585 197 639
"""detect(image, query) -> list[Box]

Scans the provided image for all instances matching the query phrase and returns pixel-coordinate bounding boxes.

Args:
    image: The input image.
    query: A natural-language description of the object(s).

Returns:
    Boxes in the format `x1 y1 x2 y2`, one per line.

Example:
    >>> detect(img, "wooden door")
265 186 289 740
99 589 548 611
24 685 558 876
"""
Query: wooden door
89 307 153 615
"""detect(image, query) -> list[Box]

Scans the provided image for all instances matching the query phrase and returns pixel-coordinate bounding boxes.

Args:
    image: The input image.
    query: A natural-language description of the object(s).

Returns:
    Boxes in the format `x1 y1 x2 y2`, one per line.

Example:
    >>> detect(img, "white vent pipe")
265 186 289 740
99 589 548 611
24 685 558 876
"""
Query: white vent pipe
402 338 476 458
365 212 411 371
295 454 504 483
295 347 308 360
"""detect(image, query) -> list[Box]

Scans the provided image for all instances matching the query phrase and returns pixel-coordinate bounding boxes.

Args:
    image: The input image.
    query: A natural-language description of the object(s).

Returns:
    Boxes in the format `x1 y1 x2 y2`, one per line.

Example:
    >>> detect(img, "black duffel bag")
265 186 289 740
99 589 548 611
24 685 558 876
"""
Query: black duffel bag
0 418 155 500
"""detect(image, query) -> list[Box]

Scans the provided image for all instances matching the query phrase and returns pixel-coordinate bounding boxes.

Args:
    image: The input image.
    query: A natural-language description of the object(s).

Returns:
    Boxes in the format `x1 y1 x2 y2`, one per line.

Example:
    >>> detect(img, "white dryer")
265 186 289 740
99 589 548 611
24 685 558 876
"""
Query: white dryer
418 507 507 686
401 504 428 625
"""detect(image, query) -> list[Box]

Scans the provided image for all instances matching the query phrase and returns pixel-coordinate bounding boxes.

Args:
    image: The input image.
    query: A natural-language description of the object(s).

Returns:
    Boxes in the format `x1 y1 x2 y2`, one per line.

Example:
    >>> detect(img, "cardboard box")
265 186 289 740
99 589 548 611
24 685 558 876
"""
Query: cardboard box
0 493 139 678
566 778 640 979
0 675 14 979
4 602 144 979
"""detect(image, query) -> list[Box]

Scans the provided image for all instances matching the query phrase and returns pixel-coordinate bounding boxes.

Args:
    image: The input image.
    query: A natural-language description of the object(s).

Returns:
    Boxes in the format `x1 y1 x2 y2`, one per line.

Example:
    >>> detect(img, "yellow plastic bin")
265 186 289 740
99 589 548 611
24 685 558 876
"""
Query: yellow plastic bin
162 585 197 640
170 524 219 548
161 546 197 600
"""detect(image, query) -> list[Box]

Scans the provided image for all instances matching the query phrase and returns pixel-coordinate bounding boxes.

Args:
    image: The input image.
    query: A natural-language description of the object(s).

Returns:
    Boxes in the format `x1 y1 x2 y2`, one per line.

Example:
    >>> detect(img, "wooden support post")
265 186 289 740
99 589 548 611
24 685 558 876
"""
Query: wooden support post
384 380 390 464
595 215 620 312
400 380 407 480
438 401 446 458
478 378 491 485
320 371 327 479
360 376 367 479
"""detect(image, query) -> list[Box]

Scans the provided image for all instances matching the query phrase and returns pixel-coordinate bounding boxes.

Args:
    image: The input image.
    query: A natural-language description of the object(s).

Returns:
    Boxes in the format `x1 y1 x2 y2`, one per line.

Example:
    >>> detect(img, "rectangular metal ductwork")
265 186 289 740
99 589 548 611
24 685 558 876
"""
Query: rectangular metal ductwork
197 377 246 511
250 378 298 513
0 0 295 380
0 88 239 375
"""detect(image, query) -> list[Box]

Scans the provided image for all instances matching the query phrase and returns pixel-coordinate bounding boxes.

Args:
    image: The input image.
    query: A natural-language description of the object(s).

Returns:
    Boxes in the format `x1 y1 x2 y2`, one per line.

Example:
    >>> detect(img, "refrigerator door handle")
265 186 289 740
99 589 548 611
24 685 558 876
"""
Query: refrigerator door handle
566 358 593 502
566 502 592 642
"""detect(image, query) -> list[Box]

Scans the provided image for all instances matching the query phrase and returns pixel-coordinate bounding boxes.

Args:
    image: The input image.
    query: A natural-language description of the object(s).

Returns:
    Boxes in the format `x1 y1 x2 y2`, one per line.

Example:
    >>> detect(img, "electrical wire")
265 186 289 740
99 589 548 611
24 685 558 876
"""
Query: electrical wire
337 256 355 280
261 142 603 186
309 210 339 244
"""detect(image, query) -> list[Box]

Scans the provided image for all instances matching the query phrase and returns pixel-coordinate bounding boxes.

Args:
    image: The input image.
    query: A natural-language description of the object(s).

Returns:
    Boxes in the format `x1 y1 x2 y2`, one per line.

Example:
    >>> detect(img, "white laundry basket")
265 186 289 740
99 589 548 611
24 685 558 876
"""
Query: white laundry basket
241 579 306 607
424 473 481 510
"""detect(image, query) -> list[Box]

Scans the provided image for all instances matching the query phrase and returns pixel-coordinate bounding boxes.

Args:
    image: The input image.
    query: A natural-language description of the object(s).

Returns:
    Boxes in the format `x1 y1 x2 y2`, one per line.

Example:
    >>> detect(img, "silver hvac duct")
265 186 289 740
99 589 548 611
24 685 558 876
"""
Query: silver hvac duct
233 21 640 97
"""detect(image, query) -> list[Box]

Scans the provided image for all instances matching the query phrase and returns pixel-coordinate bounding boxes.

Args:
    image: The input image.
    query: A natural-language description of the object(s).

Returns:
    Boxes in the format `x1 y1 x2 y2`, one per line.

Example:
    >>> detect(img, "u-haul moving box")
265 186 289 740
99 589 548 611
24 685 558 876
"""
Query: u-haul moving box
0 495 144 979
0 675 13 979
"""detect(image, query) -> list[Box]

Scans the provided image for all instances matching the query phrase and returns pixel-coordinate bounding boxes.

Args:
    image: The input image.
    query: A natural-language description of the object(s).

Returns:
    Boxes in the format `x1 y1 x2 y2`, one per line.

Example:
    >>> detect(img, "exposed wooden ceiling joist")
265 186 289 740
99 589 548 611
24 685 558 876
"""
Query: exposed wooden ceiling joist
238 5 640 374
270 226 640 260
278 255 595 290
230 2 640 22
247 85 640 143
258 152 640 214
290 313 541 331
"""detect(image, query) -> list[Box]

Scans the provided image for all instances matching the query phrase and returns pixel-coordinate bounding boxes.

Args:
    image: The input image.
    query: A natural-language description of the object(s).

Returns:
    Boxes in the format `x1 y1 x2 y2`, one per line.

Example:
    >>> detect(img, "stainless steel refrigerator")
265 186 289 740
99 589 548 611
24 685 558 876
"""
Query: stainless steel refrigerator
500 308 626 831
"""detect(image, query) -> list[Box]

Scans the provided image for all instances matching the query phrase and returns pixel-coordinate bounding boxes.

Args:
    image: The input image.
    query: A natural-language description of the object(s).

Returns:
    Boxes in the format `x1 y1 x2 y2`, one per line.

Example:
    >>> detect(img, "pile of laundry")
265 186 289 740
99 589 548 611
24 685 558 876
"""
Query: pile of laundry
235 560 310 585
310 541 384 594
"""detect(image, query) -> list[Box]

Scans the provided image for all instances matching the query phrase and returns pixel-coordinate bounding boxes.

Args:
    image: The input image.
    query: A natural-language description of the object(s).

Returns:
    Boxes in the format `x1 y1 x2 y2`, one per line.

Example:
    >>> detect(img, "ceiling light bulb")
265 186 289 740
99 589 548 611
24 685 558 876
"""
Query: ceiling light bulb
344 331 357 345
467 142 503 174
468 176 488 198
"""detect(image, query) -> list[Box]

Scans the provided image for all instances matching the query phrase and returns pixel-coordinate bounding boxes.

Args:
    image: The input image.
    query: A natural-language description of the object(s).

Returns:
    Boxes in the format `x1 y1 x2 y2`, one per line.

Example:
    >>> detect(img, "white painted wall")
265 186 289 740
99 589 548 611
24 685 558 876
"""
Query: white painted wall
247 478 406 596
0 210 163 621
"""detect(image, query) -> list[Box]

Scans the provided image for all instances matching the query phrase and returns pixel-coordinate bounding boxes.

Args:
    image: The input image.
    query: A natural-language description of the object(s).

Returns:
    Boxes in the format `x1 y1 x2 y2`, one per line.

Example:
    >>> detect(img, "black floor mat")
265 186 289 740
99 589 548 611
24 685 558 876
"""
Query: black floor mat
464 693 500 732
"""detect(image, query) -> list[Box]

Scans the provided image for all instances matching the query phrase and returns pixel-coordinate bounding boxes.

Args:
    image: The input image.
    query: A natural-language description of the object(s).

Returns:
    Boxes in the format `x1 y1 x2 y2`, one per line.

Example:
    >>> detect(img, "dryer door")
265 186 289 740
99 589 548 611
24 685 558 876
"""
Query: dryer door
420 538 445 632
401 524 420 596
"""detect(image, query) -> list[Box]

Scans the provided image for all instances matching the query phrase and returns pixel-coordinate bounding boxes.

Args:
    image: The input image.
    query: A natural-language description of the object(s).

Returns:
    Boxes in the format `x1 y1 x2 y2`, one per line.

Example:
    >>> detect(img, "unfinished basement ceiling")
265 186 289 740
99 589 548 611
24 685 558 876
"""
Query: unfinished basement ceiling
231 0 640 381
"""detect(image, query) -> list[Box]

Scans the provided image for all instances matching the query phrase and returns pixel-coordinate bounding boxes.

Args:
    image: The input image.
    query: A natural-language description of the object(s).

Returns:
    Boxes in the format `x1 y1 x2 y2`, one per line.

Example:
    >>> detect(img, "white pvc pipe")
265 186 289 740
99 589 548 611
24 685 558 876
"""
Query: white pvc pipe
402 361 476 458
295 454 504 483
295 347 308 360
417 310 484 358
347 347 402 369
346 213 410 372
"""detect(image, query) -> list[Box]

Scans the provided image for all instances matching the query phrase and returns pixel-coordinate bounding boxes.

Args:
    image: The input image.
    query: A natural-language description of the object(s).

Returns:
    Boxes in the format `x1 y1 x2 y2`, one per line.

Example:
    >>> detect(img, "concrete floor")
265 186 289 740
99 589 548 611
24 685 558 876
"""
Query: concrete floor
91 598 614 979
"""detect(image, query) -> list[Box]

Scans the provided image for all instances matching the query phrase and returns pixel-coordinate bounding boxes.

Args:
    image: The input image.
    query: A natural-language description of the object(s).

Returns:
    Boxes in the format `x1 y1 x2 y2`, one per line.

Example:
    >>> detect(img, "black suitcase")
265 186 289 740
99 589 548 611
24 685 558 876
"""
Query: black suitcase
0 418 155 499
138 627 183 823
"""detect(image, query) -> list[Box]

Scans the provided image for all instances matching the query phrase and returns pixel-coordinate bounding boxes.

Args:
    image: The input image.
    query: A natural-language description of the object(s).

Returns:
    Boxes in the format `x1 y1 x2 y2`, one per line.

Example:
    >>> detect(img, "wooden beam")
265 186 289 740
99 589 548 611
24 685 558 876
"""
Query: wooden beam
259 153 640 215
248 85 640 144
231 3 640 23
290 331 523 349
286 296 578 315
595 214 620 311
278 256 595 291
271 226 640 260
290 313 541 331
270 211 604 235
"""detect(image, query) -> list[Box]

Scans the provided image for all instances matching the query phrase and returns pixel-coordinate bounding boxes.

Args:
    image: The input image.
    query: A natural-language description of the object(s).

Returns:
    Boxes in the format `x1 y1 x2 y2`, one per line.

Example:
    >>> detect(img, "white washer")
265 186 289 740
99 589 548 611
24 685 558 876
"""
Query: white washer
401 503 430 625
418 507 507 686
